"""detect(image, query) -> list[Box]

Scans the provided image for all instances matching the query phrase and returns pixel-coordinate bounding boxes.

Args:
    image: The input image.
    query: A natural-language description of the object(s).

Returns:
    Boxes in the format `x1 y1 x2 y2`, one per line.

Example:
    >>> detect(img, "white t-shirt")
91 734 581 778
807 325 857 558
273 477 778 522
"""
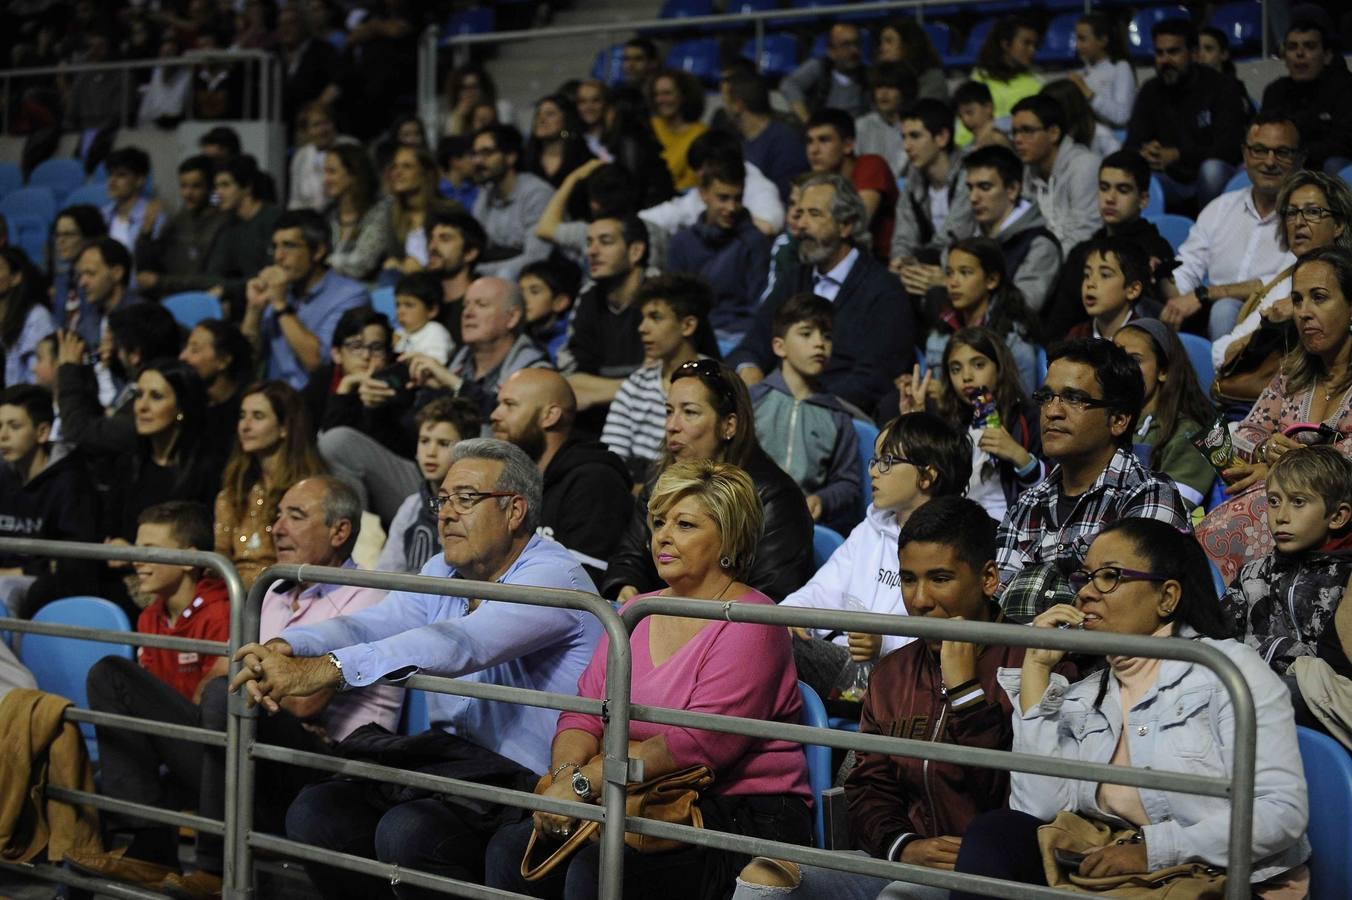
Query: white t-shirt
965 425 1008 523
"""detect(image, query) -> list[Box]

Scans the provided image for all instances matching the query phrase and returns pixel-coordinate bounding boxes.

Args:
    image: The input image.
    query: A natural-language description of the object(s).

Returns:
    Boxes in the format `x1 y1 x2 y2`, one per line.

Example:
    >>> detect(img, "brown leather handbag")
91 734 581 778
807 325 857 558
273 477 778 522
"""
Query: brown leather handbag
520 763 714 881
1211 269 1294 406
1038 811 1227 898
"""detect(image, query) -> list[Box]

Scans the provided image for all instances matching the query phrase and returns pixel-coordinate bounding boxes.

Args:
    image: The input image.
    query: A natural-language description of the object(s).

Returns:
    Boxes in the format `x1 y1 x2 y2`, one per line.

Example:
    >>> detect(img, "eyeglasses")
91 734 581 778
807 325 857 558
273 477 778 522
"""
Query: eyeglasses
1030 387 1112 411
868 454 915 474
1242 143 1301 163
671 359 737 409
1010 125 1046 137
428 490 517 515
270 239 305 252
1280 205 1335 223
1068 565 1168 594
341 339 389 355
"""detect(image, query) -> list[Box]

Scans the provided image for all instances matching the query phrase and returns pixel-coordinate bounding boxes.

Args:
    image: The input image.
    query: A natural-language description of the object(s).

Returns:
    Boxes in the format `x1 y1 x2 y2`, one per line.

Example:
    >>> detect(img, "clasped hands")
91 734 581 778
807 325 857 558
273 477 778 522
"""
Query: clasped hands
229 639 337 714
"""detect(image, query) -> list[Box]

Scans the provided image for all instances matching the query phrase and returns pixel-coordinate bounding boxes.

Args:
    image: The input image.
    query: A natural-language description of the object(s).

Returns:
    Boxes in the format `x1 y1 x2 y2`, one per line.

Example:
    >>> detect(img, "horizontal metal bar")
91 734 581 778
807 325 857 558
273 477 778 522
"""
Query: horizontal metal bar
247 833 532 900
0 859 169 899
45 786 225 836
0 538 238 578
248 744 606 824
0 50 272 79
1 615 226 655
64 707 227 747
401 672 606 717
630 702 1230 797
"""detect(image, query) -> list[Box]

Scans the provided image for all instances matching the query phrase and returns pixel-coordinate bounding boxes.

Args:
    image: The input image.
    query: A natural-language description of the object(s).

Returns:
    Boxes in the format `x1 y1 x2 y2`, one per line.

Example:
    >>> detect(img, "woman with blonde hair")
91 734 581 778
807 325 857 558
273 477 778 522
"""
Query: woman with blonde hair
214 380 326 588
383 145 454 273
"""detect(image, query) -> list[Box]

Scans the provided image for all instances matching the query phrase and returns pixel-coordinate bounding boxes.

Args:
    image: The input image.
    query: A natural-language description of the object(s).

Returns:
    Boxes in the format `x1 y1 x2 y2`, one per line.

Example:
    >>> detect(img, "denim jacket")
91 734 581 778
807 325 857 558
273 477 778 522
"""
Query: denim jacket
998 633 1309 883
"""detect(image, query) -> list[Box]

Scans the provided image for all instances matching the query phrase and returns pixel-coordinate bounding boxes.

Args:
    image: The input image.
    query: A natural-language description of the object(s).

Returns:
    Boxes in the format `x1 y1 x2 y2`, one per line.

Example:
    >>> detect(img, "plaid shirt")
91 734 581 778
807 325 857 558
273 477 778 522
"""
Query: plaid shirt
996 448 1191 619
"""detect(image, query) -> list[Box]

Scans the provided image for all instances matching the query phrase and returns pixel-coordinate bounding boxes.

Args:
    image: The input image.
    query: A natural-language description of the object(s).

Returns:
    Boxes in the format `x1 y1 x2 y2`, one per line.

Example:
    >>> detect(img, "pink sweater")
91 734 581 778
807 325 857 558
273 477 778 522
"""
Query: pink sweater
557 590 810 800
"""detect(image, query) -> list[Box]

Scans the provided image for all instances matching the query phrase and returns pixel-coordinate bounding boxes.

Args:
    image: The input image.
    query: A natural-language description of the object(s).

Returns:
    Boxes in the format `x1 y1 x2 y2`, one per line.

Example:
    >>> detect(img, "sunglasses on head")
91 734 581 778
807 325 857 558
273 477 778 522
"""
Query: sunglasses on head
671 359 736 409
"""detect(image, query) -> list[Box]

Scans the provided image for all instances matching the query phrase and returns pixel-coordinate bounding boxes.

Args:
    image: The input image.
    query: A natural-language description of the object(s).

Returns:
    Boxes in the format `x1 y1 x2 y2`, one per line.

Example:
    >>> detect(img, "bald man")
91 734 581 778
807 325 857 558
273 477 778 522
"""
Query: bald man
490 369 632 581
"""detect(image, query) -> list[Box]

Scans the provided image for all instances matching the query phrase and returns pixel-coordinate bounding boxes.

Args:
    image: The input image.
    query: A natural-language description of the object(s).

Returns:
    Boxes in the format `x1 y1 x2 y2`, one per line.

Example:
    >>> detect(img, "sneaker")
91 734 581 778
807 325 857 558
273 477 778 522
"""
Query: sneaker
160 869 223 900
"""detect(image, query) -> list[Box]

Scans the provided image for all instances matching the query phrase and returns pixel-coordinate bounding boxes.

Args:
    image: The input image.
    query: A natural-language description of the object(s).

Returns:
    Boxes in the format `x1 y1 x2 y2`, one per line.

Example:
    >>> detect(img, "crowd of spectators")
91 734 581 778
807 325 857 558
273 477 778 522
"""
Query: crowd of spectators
2 2 1352 899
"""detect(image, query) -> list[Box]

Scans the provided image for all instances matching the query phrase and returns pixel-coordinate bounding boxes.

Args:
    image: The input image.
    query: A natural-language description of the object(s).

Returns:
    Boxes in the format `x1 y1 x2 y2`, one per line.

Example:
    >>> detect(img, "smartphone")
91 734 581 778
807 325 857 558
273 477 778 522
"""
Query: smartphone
1053 848 1087 869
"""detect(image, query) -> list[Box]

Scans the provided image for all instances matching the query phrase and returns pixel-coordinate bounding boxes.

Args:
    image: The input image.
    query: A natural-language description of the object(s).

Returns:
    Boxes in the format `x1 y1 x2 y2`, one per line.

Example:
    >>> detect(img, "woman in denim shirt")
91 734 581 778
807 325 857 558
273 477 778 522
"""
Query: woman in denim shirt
953 519 1311 897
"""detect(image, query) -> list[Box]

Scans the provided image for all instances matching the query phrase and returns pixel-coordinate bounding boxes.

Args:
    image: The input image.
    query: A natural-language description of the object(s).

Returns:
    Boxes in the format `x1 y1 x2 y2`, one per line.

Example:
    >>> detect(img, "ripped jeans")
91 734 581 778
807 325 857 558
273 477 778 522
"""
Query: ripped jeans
730 853 948 900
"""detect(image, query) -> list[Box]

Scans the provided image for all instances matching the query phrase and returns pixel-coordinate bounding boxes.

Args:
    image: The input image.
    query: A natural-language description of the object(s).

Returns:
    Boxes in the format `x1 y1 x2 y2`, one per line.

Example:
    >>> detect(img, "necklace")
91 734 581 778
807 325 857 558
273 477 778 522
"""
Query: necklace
711 578 734 602
1322 367 1349 403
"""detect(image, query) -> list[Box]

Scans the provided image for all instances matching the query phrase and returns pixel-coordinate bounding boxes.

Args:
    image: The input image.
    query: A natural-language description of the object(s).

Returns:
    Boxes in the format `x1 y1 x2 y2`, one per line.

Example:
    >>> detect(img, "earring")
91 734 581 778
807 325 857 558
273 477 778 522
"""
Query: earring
719 555 733 570
175 413 184 422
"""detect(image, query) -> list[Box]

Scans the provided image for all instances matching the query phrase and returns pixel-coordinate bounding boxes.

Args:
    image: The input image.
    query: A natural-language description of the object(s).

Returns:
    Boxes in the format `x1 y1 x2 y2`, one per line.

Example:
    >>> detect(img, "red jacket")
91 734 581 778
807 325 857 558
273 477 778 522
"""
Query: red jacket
844 609 1074 858
135 577 230 701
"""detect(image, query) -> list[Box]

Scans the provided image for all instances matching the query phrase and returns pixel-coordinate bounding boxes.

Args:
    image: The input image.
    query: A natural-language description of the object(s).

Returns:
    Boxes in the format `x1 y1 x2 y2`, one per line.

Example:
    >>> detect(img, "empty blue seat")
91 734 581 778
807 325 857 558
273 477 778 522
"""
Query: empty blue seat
922 22 950 57
592 44 626 85
1209 1 1262 55
63 183 111 210
666 38 722 85
164 291 223 329
1153 212 1194 253
947 19 994 69
0 186 57 227
1297 726 1352 898
1177 332 1214 393
1127 6 1190 60
797 681 832 848
852 419 879 520
440 6 494 44
400 688 430 735
742 33 800 78
1036 13 1080 64
29 158 86 203
812 525 845 569
0 163 22 200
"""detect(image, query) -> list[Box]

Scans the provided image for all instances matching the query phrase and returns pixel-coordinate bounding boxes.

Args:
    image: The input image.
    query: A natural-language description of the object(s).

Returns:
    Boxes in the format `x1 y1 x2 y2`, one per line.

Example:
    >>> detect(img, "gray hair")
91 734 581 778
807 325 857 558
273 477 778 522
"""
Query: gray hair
800 171 871 249
1275 169 1352 253
312 475 363 558
450 437 542 533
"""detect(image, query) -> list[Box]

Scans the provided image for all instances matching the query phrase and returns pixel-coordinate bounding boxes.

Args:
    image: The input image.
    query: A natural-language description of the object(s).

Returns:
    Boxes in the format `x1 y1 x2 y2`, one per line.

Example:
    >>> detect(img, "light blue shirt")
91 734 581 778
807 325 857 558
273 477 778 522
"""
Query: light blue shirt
811 247 859 303
279 534 602 773
262 268 369 389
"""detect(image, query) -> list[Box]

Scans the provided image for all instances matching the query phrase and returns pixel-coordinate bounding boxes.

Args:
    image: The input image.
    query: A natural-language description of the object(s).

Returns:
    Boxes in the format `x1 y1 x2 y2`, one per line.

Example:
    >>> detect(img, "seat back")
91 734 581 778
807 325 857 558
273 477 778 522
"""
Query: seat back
1143 175 1166 222
742 33 800 78
947 19 993 68
371 284 397 321
29 158 86 203
797 680 832 848
1224 168 1251 193
440 6 495 43
3 213 49 266
1209 1 1262 55
0 186 57 226
1153 213 1194 253
1296 726 1352 898
1128 6 1190 59
1034 346 1048 387
666 38 723 85
163 291 223 329
1177 332 1214 393
0 163 22 201
1036 13 1080 63
851 419 879 520
592 44 627 85
812 525 845 569
64 183 111 209
400 688 431 735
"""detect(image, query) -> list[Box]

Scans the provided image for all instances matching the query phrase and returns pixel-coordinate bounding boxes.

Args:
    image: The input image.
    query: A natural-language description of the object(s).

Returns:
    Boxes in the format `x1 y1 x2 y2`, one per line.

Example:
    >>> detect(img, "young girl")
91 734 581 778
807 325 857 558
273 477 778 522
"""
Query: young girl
958 16 1043 145
907 327 1042 522
1113 317 1217 510
1069 13 1135 131
0 247 55 389
924 236 1040 392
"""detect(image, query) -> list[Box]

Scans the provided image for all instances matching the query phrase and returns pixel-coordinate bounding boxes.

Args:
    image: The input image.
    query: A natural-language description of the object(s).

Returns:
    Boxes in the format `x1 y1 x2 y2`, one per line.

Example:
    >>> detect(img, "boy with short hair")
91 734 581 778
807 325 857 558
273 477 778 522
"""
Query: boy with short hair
1067 237 1161 340
954 81 1012 150
1010 93 1102 249
601 274 711 482
1043 149 1178 337
377 395 481 574
1222 446 1352 675
102 145 162 252
393 271 453 365
130 501 230 701
518 258 581 364
750 292 864 535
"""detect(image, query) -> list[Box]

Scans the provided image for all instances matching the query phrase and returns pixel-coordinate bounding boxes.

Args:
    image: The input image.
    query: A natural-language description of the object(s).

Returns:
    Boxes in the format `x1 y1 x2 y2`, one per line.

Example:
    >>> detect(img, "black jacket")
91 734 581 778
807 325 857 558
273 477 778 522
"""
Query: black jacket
540 434 633 585
0 447 97 574
56 362 136 458
727 251 914 412
1042 217 1178 338
304 363 417 460
1259 60 1352 170
1125 65 1248 182
600 448 814 601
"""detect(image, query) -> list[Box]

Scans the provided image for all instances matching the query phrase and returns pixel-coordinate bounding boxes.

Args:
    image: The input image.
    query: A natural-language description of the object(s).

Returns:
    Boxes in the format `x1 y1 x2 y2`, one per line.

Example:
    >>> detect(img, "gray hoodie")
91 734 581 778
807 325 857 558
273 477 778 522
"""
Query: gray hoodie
889 147 974 262
1023 134 1103 250
991 199 1062 314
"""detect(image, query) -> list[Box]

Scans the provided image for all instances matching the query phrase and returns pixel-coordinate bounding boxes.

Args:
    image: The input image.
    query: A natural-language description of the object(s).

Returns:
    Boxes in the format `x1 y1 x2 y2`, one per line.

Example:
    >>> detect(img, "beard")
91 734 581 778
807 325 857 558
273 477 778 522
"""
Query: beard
799 233 841 268
512 419 547 462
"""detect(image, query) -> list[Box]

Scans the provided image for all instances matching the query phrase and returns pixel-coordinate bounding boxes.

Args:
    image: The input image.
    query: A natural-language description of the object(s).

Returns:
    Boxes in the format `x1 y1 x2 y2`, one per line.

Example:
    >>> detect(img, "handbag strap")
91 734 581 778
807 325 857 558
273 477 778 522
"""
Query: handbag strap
520 819 601 882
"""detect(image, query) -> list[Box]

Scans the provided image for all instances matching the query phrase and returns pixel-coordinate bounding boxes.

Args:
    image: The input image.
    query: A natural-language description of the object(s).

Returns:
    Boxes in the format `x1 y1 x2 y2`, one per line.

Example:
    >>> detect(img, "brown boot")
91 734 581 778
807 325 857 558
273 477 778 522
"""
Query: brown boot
63 848 177 887
161 869 223 900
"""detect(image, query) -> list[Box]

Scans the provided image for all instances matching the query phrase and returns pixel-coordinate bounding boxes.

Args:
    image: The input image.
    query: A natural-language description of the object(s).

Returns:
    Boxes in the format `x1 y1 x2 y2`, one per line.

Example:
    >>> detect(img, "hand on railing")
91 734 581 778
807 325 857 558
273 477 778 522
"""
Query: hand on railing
229 638 341 715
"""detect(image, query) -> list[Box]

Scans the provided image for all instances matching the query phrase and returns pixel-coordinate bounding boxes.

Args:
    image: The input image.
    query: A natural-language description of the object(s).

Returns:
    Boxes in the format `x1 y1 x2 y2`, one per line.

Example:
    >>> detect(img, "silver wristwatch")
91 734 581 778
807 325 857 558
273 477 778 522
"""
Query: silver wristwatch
327 652 349 691
571 768 596 802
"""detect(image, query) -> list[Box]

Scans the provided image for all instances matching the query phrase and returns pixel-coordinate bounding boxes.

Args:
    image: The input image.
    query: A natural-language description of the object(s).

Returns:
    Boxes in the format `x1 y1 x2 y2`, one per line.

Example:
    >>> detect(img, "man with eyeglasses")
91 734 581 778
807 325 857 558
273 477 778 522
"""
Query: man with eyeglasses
1259 14 1352 176
469 124 556 282
781 22 867 123
995 339 1189 621
232 439 601 898
1161 112 1303 340
1010 93 1102 250
1124 18 1248 214
241 208 370 391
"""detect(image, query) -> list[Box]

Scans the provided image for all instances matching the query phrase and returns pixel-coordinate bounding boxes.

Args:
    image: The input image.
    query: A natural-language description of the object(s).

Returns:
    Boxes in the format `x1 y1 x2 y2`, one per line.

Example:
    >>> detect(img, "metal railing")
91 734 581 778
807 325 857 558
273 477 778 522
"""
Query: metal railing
0 539 1264 900
1 50 282 134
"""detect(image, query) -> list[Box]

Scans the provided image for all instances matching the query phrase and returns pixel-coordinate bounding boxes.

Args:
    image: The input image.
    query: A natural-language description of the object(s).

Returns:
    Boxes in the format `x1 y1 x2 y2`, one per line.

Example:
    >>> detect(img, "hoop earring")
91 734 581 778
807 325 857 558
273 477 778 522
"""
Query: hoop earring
719 555 733 570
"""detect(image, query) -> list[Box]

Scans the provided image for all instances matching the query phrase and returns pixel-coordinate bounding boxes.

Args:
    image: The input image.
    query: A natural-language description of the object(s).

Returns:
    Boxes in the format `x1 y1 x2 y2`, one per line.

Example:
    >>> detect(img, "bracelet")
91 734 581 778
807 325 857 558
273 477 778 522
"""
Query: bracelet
1013 454 1039 478
551 762 579 783
1257 439 1270 464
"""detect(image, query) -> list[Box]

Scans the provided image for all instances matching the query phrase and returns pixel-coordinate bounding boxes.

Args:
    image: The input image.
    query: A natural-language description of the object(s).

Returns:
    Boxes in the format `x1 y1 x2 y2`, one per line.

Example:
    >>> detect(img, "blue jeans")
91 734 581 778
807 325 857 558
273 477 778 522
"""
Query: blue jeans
1155 159 1237 213
730 853 948 900
1209 296 1244 342
949 809 1047 899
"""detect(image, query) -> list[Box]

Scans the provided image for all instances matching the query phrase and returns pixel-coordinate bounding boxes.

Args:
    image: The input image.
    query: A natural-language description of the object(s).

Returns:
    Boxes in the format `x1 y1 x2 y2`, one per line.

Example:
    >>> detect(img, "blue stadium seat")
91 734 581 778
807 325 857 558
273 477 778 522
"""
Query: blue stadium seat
1224 169 1251 193
852 419 879 519
371 285 397 321
64 183 111 210
1340 164 1352 186
440 6 495 44
400 688 430 735
1177 332 1214 393
727 0 781 14
1297 726 1352 899
659 0 715 20
1204 479 1226 513
812 525 845 569
0 186 57 227
922 23 950 58
4 213 48 266
1208 557 1226 596
1127 6 1190 60
29 158 86 204
1152 213 1194 253
21 596 134 761
1143 175 1166 222
164 291 223 329
0 163 22 200
742 33 800 78
1036 13 1080 64
1035 346 1048 387
592 44 626 85
666 38 722 85
947 19 994 69
1209 1 1262 55
797 681 832 848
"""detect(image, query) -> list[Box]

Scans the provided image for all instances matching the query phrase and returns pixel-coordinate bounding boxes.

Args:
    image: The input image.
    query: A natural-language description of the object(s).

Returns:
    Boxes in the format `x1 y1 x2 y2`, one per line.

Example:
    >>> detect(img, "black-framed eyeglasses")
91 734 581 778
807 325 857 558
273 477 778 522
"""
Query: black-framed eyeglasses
1068 565 1168 594
1010 125 1046 137
1242 143 1301 163
428 490 517 515
341 339 389 355
1030 387 1113 411
868 454 916 474
1280 205 1335 223
671 359 737 409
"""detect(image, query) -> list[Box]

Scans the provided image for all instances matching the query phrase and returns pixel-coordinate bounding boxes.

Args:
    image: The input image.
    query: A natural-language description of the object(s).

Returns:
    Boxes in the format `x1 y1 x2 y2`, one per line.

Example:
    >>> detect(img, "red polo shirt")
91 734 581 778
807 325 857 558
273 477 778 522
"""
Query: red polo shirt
136 577 231 701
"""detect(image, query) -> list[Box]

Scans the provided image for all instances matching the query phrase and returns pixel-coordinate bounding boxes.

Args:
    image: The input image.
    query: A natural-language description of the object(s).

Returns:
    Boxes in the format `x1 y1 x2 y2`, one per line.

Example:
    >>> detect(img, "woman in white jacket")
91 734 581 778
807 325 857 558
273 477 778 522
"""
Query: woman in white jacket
780 412 971 699
951 518 1310 898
